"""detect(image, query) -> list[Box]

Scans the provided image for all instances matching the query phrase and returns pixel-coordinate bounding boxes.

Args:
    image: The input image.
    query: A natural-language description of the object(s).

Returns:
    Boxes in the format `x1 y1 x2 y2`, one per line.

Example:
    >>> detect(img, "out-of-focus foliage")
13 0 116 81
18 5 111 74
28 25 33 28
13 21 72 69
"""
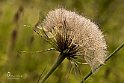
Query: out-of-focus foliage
0 0 124 83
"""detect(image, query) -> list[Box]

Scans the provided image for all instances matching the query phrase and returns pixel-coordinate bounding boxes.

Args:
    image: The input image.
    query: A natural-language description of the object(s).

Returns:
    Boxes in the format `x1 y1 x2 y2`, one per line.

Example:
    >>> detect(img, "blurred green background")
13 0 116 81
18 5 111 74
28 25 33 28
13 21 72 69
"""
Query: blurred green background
0 0 124 83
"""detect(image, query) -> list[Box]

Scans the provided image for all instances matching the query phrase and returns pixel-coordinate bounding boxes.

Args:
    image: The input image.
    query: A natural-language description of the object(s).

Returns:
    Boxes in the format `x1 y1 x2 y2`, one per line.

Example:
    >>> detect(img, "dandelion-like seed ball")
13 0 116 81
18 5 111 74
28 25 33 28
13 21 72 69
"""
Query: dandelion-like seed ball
37 8 107 82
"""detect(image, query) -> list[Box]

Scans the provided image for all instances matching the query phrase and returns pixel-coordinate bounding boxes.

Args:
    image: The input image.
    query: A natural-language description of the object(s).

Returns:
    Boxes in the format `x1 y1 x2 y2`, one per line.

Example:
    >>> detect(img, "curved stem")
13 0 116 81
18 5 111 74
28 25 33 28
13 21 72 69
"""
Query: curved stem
80 43 124 83
39 53 66 83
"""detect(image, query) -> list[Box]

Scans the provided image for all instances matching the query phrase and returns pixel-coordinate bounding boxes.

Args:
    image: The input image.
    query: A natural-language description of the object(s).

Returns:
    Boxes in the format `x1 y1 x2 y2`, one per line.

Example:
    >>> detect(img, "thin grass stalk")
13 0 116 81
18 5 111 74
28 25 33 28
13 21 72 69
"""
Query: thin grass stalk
80 43 124 83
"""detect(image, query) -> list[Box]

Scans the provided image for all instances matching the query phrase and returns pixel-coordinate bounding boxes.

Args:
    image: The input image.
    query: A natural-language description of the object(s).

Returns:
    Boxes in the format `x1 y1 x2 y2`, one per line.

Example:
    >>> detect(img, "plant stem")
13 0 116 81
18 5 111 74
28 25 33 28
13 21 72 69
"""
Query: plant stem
80 43 124 83
39 53 66 83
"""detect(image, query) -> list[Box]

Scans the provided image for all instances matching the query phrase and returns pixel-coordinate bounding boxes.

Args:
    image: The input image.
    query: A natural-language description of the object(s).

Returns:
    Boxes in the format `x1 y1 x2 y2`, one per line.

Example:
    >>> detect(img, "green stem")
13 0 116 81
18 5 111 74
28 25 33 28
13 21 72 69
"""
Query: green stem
40 53 66 83
80 43 124 83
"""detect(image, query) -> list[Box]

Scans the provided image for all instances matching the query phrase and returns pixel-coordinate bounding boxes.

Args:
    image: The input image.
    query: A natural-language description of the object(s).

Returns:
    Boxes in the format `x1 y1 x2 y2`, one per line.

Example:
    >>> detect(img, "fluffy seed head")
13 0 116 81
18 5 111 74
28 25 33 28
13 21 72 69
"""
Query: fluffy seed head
37 8 107 72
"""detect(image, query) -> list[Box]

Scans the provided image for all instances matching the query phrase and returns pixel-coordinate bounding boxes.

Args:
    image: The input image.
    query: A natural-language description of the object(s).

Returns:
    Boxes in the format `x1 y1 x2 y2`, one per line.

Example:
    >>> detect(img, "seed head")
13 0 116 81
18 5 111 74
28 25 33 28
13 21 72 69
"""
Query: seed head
37 8 107 72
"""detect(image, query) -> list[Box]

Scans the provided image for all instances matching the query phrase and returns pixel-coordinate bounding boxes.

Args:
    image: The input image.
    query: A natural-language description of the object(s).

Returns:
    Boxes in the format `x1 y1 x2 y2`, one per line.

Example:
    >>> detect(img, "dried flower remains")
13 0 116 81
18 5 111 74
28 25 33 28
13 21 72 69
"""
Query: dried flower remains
36 8 107 72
